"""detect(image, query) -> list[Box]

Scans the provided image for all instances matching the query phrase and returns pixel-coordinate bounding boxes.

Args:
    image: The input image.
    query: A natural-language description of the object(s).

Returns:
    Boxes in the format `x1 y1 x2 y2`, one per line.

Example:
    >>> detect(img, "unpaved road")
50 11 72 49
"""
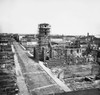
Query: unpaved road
13 42 63 95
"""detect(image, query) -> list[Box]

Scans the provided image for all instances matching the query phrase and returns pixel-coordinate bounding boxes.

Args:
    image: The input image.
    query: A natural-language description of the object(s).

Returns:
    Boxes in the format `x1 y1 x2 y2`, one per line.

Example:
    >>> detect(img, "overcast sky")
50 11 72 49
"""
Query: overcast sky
0 0 100 36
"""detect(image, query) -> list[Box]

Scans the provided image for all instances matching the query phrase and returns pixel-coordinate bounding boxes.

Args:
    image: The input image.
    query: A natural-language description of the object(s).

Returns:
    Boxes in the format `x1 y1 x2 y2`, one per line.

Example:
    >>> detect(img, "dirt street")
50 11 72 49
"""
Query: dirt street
13 42 63 95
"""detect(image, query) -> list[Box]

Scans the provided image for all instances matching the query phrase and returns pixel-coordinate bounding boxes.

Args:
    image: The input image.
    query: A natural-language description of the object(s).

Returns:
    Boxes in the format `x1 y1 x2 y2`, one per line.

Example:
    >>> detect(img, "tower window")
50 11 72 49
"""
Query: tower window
77 49 79 53
70 50 73 54
46 56 49 60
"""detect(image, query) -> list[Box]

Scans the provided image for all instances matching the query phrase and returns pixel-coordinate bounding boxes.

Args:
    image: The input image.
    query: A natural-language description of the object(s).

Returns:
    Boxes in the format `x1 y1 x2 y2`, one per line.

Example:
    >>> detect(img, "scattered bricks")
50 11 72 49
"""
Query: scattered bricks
0 74 17 81
0 45 12 52
46 58 65 68
0 59 14 64
0 33 19 95
0 51 14 55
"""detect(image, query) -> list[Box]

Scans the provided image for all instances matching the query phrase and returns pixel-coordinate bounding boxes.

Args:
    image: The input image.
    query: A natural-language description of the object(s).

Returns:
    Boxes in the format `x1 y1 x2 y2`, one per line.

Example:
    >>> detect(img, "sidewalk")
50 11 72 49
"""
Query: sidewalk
20 44 33 57
39 61 71 92
27 51 33 57
12 45 29 95
20 44 26 50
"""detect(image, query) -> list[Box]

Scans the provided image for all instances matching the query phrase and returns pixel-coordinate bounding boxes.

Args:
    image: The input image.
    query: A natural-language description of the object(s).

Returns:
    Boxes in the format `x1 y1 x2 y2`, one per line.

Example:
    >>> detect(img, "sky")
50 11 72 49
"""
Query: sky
0 0 100 36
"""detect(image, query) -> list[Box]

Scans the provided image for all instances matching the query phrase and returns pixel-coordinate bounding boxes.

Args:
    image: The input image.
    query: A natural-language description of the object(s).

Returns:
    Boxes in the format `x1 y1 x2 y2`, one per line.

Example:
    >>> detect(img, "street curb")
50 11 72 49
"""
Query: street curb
39 61 71 92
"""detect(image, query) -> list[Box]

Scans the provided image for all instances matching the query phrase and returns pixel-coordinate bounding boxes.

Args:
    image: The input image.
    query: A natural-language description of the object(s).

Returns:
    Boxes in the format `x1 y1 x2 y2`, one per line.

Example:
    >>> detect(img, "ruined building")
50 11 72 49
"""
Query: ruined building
34 23 52 61
33 23 99 72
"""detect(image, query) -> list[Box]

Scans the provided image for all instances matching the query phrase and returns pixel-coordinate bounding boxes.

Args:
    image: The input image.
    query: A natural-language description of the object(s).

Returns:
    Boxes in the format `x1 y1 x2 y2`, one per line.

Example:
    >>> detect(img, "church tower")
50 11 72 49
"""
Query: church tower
38 23 51 61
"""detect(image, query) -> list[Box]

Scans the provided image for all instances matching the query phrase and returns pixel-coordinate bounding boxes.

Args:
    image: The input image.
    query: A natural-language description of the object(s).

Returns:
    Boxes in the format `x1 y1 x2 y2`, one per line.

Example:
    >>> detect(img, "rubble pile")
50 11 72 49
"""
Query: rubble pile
63 64 100 91
46 58 65 68
0 34 19 95
64 76 95 91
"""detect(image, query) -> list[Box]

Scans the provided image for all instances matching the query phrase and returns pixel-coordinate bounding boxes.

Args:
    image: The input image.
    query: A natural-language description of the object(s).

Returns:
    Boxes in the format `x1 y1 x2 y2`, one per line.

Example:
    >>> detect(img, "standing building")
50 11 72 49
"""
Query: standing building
37 23 51 61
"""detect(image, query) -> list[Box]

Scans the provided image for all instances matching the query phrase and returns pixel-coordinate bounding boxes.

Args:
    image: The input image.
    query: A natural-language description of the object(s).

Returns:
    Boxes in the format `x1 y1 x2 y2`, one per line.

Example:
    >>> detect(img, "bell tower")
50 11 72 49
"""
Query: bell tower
38 23 51 61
